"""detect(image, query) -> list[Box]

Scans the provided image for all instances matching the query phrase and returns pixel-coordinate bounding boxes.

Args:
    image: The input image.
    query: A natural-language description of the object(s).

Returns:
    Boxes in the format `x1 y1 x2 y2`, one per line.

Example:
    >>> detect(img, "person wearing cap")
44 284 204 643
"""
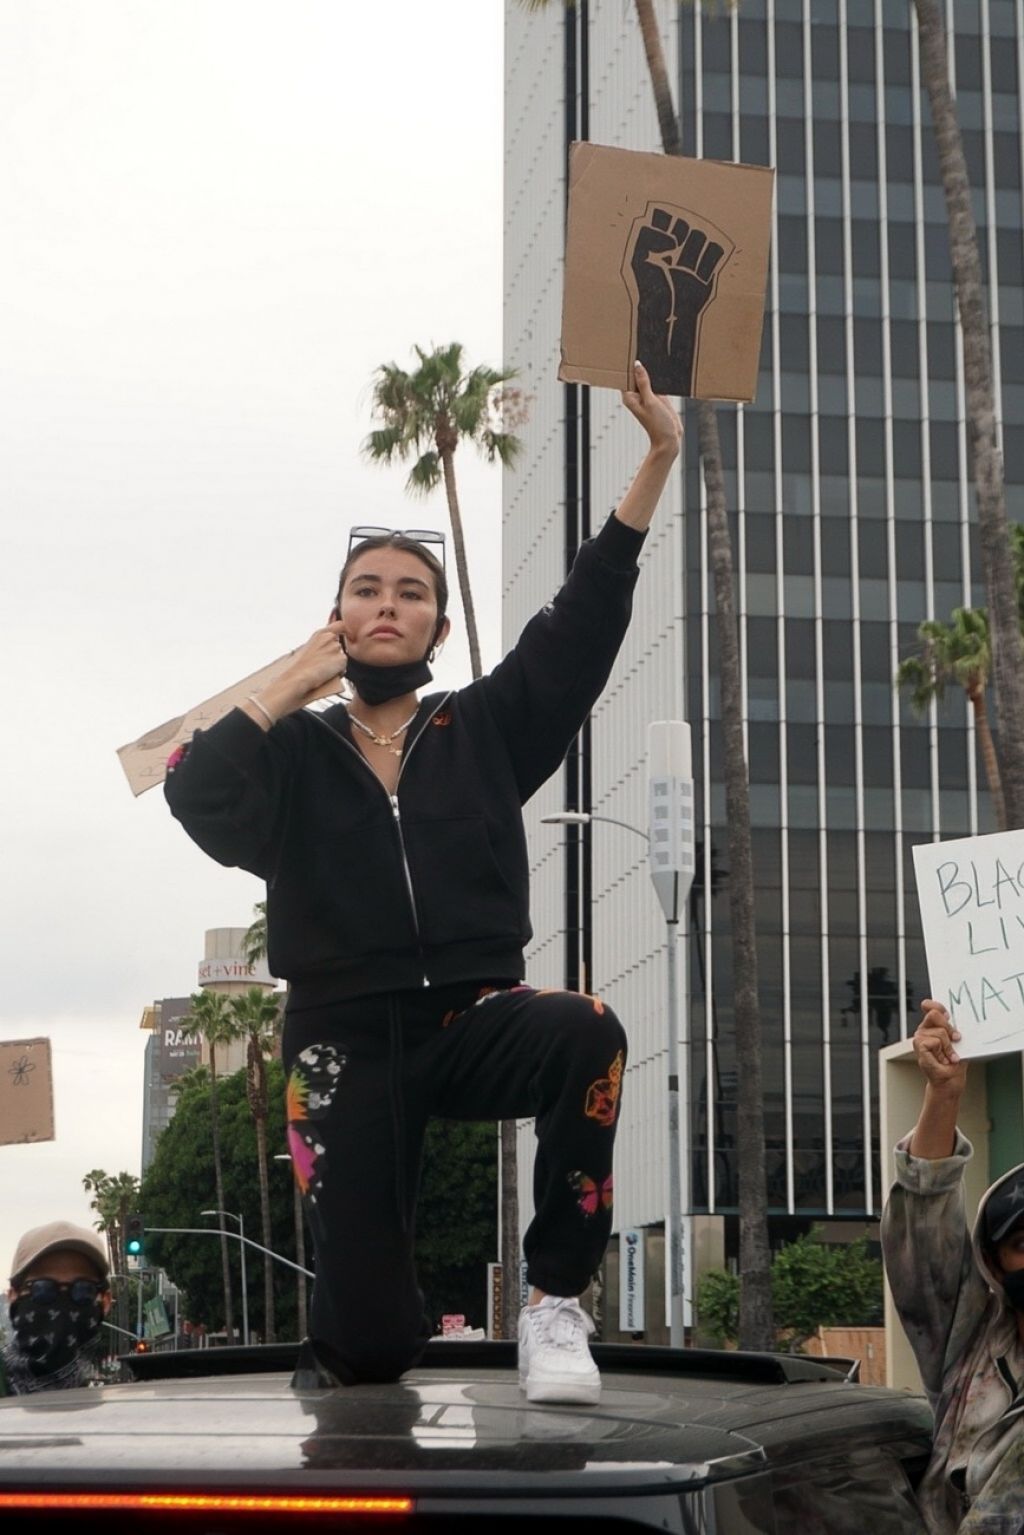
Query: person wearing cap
2 1221 112 1396
881 999 1024 1534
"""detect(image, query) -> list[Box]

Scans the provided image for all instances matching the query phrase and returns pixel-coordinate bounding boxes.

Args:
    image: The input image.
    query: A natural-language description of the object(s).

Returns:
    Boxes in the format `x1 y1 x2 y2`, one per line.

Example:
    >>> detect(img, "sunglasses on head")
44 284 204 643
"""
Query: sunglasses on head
19 1277 106 1306
347 525 446 569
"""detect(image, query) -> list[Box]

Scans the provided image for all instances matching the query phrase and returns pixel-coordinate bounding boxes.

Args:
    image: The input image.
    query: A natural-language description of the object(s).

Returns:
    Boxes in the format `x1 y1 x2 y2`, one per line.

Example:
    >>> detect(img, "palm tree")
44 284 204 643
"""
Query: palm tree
897 608 1006 831
243 901 267 969
84 1167 140 1337
183 989 243 1344
365 342 524 1341
517 0 772 1348
169 1062 211 1100
228 986 283 1344
243 901 307 1337
364 341 523 680
912 0 1024 828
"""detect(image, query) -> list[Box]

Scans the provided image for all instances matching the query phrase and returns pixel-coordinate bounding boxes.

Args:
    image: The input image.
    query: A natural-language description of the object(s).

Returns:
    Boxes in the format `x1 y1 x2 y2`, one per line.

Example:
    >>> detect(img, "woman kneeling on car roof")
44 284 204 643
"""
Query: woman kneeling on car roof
882 1000 1024 1534
164 364 682 1403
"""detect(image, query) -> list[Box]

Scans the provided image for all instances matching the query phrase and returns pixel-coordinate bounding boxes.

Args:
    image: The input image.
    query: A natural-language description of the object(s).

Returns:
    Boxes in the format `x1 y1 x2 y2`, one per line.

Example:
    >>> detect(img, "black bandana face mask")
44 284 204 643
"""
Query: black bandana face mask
342 650 434 707
11 1283 104 1375
1002 1268 1024 1313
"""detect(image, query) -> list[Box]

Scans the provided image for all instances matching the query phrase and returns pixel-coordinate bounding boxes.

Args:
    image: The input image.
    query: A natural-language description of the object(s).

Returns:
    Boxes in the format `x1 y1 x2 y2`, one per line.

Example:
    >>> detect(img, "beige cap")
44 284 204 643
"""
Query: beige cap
9 1221 110 1287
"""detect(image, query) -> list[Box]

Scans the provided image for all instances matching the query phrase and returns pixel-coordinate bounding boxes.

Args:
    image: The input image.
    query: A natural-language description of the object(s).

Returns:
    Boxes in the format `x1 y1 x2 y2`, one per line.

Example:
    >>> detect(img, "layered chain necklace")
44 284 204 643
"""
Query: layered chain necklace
347 706 419 757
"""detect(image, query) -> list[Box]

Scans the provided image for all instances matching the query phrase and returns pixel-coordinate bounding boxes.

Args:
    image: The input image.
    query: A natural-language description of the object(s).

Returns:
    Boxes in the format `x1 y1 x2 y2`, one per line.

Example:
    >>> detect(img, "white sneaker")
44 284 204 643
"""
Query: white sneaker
517 1295 601 1405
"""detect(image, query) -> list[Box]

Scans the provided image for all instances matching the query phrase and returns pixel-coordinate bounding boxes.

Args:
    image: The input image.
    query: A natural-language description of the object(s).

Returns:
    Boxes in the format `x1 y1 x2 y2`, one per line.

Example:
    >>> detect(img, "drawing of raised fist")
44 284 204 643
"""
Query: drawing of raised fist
624 204 733 396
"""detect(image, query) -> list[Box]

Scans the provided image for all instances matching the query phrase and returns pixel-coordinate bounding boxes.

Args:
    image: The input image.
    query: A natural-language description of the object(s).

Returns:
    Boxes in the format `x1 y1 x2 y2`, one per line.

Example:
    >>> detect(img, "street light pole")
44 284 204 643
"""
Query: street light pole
647 722 695 1349
201 1209 249 1347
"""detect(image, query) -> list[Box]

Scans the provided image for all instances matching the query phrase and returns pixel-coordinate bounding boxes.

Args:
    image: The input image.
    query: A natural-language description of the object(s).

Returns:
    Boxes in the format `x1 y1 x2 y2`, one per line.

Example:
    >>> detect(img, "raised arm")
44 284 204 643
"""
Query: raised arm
476 364 682 799
908 1001 967 1159
614 361 684 533
881 1001 986 1401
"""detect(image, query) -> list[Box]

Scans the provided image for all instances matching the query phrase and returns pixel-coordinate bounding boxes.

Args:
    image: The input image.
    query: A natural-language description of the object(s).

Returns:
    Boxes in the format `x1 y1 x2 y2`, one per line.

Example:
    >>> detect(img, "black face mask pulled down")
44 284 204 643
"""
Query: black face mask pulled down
343 652 433 708
1002 1269 1024 1313
10 1290 103 1378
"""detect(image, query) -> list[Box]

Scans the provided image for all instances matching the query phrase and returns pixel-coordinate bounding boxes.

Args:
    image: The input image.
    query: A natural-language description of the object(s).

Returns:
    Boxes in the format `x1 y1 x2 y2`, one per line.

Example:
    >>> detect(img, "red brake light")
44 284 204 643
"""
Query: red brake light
0 1492 414 1515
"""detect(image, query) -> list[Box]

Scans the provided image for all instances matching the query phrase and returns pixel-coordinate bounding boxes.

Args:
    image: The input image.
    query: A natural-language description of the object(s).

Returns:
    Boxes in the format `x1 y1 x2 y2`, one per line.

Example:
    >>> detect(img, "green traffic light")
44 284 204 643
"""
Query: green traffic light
127 1239 142 1255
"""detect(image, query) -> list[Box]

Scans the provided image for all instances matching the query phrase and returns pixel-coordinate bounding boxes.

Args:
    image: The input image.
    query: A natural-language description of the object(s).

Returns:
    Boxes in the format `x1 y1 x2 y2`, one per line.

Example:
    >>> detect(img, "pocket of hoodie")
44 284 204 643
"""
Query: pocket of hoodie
402 814 522 946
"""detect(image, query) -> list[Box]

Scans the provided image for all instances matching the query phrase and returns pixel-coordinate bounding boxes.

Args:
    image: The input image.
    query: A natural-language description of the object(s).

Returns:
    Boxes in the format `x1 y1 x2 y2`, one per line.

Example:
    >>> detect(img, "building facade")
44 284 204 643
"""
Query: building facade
139 927 280 1171
141 996 201 1174
503 0 1024 1309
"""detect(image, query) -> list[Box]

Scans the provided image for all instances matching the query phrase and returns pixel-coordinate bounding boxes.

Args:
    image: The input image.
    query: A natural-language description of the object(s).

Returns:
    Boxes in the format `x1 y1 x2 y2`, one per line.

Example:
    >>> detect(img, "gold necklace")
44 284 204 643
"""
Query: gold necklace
347 706 419 756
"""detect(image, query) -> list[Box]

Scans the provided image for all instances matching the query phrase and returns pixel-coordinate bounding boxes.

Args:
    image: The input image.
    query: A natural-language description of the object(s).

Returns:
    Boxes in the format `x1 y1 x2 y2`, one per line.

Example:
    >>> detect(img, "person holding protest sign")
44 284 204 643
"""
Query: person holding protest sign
881 1000 1024 1534
164 362 681 1402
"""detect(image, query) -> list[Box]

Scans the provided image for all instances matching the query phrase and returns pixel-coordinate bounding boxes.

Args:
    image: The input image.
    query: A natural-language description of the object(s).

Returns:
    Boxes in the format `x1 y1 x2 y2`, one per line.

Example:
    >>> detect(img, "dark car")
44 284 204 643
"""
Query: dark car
0 1340 932 1532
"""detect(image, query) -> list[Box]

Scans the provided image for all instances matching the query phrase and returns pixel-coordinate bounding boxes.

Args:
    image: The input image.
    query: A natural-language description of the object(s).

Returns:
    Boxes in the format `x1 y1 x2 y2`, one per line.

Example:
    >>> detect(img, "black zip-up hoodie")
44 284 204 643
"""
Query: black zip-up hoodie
164 514 645 1005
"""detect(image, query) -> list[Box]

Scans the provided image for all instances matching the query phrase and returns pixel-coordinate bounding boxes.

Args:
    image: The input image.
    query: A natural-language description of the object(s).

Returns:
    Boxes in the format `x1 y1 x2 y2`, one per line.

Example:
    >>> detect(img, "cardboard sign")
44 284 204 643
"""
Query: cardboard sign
913 829 1024 1059
0 1037 55 1145
559 141 774 402
116 655 341 796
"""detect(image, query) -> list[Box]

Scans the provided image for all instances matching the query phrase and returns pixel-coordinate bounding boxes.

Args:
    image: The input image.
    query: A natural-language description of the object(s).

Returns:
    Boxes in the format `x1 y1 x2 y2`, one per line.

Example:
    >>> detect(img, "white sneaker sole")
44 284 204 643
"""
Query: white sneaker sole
518 1369 602 1405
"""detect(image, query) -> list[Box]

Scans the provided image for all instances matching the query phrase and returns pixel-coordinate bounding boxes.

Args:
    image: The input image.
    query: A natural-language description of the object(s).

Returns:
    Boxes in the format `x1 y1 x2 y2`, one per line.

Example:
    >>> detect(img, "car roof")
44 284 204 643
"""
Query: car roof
0 1343 932 1498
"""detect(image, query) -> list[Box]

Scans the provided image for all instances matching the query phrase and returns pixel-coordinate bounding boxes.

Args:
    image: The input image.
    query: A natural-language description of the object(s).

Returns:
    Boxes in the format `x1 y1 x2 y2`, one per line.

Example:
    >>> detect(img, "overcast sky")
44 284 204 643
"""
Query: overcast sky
0 0 507 1285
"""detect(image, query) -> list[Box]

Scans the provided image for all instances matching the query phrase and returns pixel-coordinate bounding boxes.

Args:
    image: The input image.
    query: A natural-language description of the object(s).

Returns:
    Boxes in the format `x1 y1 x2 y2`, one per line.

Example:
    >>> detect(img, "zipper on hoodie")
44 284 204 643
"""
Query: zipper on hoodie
311 694 453 985
390 696 452 985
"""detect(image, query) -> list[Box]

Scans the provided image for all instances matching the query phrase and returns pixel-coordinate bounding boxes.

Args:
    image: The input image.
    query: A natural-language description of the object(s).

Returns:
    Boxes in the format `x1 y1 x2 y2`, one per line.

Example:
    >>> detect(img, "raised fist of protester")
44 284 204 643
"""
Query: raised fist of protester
912 999 967 1096
630 207 729 396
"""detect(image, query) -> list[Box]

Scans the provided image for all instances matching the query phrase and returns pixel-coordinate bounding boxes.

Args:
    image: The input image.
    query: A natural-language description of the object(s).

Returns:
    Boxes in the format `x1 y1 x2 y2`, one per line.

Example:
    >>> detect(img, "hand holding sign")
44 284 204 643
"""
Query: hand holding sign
911 1001 966 1092
913 829 1024 1060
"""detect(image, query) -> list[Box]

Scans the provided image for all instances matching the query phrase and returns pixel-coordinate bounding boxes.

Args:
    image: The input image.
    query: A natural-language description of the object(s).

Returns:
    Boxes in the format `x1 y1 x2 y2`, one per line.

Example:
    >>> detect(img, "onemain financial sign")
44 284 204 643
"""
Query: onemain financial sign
619 1228 645 1333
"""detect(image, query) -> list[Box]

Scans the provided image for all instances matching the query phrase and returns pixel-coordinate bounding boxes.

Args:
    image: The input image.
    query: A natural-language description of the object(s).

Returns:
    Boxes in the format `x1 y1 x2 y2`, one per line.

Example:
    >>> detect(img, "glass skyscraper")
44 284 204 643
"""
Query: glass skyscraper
504 0 1023 1296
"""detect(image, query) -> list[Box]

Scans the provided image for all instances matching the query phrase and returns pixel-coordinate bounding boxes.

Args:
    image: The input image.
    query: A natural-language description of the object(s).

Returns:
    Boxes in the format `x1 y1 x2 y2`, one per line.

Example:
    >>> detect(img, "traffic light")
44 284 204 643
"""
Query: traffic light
125 1213 145 1259
134 1339 150 1353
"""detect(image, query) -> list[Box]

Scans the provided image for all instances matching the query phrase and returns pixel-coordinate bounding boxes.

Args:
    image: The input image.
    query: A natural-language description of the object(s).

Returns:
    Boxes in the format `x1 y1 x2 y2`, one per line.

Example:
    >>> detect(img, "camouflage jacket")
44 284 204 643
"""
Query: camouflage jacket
881 1132 1024 1535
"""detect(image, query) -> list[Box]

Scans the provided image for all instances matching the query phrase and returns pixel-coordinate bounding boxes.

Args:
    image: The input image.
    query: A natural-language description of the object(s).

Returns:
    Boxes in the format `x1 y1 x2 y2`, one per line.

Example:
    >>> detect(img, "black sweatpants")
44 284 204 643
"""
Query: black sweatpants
282 980 627 1385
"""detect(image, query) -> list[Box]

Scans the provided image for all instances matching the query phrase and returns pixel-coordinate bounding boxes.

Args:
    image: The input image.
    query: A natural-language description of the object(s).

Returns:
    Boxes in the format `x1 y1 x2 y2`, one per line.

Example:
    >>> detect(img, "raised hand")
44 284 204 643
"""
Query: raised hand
621 361 683 459
912 999 967 1096
279 619 349 701
246 620 349 728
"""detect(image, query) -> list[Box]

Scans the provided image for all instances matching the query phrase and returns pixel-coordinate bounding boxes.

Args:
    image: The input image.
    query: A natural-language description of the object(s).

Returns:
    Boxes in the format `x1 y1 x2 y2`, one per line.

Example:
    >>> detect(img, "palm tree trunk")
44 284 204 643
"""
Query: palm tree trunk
635 0 681 155
913 0 1024 829
698 405 773 1349
438 444 483 679
255 1113 276 1343
438 435 516 1336
970 684 1007 830
208 1046 236 1345
635 0 773 1348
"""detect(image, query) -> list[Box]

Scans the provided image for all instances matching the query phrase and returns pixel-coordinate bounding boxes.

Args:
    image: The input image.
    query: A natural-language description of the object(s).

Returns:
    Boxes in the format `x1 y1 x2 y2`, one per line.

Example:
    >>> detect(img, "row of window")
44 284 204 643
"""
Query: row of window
683 469 1024 525
687 507 982 579
775 221 1024 291
680 410 1024 480
695 19 1018 92
713 0 1016 31
699 108 1022 189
